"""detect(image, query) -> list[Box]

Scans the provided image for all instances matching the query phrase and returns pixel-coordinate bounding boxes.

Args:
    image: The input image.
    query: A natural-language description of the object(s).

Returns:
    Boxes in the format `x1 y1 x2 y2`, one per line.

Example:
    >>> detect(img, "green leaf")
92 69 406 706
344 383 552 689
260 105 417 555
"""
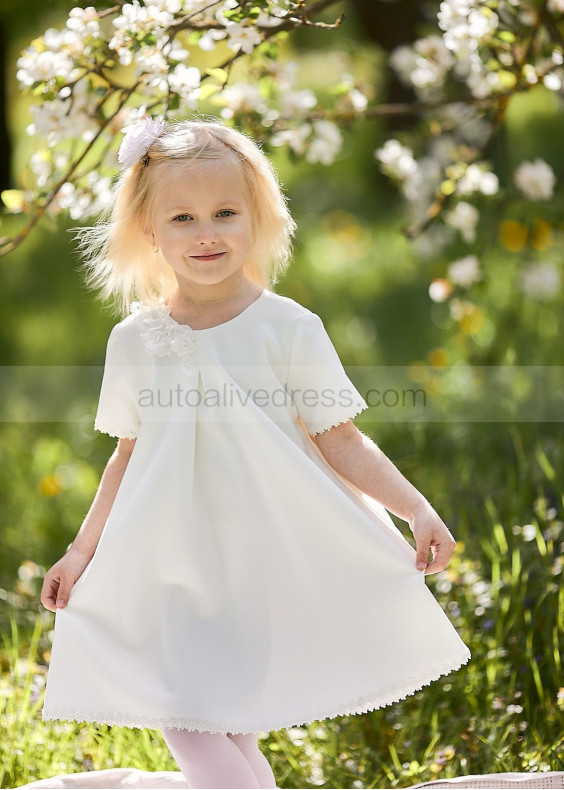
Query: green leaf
29 36 46 53
536 448 555 481
497 70 517 89
497 30 516 44
206 68 229 85
440 179 456 196
199 83 221 101
1 190 26 212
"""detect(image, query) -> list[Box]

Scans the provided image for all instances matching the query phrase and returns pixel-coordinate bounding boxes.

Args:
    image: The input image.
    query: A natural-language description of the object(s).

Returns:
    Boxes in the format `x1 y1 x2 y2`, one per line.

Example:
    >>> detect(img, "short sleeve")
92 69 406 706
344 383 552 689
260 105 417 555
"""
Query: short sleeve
94 326 141 440
286 313 367 435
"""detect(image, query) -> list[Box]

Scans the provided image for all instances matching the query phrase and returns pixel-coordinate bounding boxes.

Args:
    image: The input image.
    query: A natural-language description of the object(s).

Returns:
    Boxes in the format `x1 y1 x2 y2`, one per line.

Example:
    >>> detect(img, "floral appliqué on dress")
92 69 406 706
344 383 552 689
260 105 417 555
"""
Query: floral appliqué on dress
130 301 198 374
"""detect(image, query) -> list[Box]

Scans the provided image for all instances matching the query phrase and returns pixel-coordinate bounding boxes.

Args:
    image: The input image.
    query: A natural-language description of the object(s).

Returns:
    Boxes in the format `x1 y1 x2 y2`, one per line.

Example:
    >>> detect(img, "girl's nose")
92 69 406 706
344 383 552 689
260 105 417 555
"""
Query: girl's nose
196 221 219 244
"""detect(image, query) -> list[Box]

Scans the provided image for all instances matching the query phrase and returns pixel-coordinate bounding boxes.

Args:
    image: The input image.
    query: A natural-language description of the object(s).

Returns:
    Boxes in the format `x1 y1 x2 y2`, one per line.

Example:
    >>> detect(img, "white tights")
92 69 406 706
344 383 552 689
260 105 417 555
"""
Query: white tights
161 728 277 789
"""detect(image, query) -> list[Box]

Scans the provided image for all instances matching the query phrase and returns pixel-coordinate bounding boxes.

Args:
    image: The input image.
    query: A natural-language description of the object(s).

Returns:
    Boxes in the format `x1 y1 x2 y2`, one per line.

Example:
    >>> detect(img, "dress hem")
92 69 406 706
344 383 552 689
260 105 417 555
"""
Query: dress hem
93 421 139 440
42 648 470 735
307 403 368 436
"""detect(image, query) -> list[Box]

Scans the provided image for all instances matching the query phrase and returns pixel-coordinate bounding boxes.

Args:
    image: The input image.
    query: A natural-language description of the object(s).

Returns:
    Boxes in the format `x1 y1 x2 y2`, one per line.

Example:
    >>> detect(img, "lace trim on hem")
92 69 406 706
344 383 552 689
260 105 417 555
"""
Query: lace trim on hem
307 403 368 436
42 648 470 735
94 422 139 440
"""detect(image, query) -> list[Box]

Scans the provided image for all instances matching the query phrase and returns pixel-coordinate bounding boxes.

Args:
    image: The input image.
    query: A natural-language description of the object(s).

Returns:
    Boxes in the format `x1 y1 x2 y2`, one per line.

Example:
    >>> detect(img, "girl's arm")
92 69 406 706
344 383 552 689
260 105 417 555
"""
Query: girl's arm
40 437 136 612
313 420 456 574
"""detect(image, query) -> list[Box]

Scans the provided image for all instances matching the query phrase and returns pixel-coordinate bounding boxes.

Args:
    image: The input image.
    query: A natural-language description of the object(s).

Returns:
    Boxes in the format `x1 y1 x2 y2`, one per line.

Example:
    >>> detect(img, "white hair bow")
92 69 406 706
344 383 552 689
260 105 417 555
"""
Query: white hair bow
118 116 166 170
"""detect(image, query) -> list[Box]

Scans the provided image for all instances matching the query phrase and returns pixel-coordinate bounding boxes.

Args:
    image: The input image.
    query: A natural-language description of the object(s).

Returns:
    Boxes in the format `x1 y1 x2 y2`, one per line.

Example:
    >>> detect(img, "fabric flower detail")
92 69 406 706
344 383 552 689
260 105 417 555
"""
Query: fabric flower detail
131 302 199 373
118 116 166 170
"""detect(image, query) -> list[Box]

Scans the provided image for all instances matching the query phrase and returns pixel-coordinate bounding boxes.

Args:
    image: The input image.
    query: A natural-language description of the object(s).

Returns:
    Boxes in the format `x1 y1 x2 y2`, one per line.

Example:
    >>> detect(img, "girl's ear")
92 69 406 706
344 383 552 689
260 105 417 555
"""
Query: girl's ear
143 225 156 247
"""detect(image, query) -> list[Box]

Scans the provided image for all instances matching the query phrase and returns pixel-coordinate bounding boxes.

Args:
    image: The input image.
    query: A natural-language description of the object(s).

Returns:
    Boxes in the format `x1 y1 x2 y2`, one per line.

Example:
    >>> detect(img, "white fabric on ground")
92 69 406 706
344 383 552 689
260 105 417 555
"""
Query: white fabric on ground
16 769 564 789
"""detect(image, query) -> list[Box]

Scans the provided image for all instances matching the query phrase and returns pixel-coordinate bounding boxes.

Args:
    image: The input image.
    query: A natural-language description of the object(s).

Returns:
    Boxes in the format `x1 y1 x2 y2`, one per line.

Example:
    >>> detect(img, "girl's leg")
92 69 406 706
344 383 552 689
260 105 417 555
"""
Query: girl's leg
227 733 277 789
161 728 261 789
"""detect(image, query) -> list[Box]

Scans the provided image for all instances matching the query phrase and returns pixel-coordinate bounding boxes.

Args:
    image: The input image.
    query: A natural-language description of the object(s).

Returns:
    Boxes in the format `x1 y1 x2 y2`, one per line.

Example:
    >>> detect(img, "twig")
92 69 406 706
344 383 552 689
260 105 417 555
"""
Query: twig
169 0 225 33
0 88 139 257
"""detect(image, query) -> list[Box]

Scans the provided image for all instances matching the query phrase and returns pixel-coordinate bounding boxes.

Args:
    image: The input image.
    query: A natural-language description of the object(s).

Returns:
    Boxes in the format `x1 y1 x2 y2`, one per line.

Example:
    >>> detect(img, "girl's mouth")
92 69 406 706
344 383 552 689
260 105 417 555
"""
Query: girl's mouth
190 252 226 262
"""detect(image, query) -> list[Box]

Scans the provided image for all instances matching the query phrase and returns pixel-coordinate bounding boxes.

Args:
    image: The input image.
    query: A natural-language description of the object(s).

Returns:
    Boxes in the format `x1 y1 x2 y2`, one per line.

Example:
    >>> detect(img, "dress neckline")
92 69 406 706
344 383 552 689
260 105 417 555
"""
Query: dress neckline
162 288 266 332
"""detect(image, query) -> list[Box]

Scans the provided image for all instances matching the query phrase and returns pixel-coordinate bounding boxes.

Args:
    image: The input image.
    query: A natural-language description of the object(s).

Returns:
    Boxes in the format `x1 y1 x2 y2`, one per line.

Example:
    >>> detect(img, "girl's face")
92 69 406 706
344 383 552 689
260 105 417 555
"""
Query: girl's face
150 158 253 289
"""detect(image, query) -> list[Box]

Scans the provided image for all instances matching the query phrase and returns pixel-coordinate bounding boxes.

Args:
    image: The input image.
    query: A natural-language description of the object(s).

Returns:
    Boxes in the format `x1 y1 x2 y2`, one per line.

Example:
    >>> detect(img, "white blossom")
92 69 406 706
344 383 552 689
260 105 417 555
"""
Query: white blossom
56 182 91 219
145 0 182 12
198 28 227 51
109 36 134 66
66 7 101 38
144 0 177 28
216 0 239 14
135 46 169 80
286 727 307 746
270 124 312 155
30 152 52 188
439 1 499 55
429 278 453 302
167 39 190 61
520 263 561 299
414 225 454 259
306 121 343 165
389 45 420 86
375 139 433 204
449 298 475 320
440 104 492 147
448 255 482 287
255 10 287 27
42 26 86 58
167 64 201 103
464 60 494 99
335 85 369 114
543 72 562 91
548 0 564 12
113 0 174 33
218 83 268 119
113 2 149 31
445 201 480 243
457 164 499 196
225 22 262 54
28 100 71 144
280 89 317 117
17 47 75 88
429 134 458 166
56 172 113 219
514 159 556 201
391 36 453 96
521 524 537 541
266 60 299 93
376 139 419 180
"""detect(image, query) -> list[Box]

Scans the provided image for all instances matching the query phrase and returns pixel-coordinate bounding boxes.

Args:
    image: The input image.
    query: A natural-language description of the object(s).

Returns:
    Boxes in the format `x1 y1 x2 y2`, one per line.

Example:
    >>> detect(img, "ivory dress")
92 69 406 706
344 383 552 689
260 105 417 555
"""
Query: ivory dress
42 289 470 734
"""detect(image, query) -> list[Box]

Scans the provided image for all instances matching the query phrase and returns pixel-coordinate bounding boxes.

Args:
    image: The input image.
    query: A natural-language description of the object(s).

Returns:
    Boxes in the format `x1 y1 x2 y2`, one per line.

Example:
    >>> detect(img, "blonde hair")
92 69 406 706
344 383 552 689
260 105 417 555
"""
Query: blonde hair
78 119 296 318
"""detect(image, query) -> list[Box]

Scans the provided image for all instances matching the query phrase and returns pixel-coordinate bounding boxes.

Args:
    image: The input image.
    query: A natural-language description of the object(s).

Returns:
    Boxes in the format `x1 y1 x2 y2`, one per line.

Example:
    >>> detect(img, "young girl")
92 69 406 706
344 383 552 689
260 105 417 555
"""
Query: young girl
41 118 470 789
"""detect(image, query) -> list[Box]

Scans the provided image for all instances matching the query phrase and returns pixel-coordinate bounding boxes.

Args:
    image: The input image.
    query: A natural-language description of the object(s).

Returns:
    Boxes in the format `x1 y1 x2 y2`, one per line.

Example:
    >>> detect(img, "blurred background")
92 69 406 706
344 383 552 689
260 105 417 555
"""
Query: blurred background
0 1 563 788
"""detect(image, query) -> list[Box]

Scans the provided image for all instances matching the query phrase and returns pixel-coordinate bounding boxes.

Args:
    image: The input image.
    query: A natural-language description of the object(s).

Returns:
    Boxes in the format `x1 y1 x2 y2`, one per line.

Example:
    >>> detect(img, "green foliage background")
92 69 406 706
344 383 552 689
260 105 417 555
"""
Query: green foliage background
0 3 563 788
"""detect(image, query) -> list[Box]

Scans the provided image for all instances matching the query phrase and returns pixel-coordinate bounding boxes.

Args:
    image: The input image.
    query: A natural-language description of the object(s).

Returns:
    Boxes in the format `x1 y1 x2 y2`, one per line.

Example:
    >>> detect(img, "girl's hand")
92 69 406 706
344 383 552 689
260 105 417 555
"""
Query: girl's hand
410 501 457 575
40 548 93 612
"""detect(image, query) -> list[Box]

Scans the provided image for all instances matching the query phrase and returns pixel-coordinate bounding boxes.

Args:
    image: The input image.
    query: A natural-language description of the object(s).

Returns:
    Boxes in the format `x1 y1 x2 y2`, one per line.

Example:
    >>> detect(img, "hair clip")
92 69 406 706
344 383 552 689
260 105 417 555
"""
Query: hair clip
118 116 166 171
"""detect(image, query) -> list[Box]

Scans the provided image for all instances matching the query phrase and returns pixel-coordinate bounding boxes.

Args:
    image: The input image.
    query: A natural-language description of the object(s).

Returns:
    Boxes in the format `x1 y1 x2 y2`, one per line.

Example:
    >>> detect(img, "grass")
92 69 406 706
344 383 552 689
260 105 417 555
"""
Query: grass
1 423 563 789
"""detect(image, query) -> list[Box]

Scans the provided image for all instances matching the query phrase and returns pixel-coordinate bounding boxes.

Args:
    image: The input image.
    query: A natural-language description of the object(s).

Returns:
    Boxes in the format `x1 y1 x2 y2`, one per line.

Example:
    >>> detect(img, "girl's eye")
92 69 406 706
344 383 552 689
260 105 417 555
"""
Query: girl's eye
217 210 235 218
173 214 191 222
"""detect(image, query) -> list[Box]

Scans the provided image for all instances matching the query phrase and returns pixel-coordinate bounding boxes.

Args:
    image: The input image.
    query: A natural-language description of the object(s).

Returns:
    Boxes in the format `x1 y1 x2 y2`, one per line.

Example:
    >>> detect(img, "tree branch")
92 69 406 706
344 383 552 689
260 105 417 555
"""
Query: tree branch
0 87 139 258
